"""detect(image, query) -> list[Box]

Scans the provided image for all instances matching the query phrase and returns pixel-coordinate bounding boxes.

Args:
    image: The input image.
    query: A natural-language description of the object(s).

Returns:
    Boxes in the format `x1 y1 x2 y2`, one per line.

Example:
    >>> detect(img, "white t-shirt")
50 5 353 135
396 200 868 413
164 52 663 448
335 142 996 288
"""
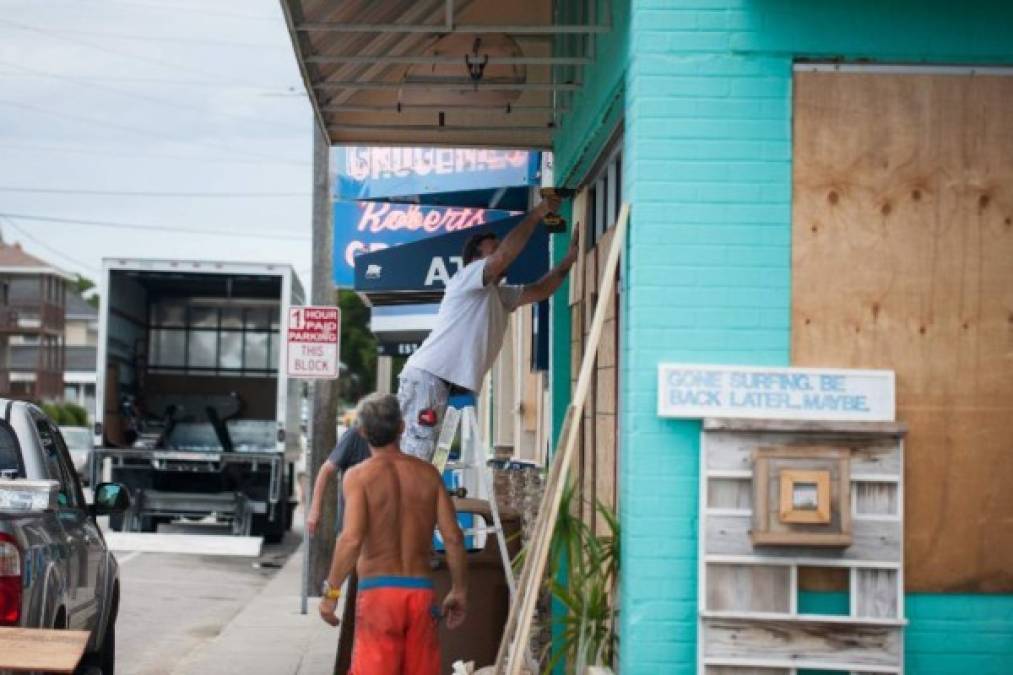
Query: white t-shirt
406 259 523 392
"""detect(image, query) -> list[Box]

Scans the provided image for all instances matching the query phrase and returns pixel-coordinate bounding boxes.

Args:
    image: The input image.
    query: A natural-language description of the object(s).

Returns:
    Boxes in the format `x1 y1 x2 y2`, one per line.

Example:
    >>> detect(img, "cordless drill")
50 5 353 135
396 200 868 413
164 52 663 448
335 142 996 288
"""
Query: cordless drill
539 187 576 233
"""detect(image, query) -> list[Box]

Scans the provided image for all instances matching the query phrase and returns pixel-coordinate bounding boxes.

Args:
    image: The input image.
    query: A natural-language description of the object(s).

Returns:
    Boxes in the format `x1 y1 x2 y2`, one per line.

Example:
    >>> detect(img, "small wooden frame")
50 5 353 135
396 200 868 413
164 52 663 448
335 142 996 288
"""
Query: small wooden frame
779 469 830 524
751 446 851 548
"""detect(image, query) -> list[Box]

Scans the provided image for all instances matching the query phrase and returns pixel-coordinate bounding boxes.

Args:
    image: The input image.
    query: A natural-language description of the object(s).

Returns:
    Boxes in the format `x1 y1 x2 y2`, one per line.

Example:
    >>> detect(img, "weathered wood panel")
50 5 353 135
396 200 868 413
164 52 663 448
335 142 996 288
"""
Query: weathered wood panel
792 71 1013 592
856 568 898 619
707 514 900 562
705 664 790 668
703 618 901 667
705 432 899 477
855 482 898 516
709 478 753 510
706 564 790 612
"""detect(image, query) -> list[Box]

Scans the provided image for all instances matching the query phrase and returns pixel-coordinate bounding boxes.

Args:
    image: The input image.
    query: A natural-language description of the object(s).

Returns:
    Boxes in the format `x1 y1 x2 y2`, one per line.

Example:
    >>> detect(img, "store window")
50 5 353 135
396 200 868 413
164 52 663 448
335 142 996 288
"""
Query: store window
584 144 622 251
148 301 280 376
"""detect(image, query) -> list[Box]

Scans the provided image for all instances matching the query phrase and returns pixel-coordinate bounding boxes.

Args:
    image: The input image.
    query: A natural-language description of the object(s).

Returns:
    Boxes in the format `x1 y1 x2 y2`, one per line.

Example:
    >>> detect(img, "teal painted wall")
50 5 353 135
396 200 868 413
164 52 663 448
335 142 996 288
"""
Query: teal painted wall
615 1 1013 673
551 0 631 443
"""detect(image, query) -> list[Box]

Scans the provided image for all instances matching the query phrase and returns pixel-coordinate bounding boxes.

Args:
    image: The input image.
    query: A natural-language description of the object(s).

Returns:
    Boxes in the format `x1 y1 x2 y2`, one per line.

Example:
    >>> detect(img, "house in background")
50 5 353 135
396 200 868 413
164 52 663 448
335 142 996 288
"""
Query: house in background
0 241 70 400
0 277 11 394
64 290 99 419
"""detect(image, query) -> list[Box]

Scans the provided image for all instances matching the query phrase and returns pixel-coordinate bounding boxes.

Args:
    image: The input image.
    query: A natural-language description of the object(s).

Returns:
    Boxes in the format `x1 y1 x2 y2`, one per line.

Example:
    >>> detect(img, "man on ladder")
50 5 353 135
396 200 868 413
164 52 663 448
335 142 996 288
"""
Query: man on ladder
396 194 579 463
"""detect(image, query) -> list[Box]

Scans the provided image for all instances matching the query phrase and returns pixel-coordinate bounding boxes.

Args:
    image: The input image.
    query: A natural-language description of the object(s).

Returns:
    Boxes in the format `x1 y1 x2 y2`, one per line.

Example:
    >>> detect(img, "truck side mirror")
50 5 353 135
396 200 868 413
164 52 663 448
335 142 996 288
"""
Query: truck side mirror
91 482 130 516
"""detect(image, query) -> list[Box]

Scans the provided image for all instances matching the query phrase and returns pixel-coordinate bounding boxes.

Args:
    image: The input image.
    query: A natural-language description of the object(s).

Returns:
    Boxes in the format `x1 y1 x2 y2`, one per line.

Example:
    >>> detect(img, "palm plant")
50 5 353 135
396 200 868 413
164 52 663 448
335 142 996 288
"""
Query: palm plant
514 481 620 674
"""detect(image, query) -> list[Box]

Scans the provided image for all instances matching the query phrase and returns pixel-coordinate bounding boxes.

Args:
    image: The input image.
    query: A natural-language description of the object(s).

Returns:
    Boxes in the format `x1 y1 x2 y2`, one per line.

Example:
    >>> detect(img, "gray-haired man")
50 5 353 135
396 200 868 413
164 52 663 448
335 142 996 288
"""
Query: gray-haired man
396 195 579 461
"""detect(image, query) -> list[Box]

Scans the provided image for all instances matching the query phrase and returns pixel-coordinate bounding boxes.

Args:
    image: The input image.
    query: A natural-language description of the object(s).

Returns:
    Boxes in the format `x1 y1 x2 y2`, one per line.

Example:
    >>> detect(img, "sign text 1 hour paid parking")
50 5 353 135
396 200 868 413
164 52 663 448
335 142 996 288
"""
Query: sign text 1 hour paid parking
286 306 341 379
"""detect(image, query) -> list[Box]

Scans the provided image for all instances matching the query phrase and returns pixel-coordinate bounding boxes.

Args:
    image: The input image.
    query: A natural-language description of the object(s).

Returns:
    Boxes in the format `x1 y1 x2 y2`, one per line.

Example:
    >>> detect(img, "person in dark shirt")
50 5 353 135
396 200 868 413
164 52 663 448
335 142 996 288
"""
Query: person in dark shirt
307 425 371 536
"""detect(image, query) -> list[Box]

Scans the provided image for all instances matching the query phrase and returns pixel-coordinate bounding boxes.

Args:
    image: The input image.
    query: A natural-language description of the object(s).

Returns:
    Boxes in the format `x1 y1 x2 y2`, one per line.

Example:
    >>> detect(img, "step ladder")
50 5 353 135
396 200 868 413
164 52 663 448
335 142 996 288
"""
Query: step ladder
433 393 537 671
433 392 515 599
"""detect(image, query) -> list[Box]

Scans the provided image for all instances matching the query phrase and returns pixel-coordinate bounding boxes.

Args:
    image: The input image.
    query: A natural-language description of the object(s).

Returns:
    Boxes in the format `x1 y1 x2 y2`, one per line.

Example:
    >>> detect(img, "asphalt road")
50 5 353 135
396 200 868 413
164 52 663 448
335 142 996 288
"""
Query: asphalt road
108 519 303 675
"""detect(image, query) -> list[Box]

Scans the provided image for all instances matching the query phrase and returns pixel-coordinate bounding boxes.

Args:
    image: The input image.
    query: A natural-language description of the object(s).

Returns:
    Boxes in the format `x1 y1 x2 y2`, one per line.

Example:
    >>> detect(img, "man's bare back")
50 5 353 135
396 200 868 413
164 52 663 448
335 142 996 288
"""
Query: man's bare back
345 451 448 579
320 392 467 640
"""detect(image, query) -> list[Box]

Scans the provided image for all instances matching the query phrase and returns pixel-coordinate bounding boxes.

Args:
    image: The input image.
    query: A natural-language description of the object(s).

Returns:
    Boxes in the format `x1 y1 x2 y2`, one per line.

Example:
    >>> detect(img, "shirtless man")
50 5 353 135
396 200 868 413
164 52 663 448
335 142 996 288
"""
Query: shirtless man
318 393 467 675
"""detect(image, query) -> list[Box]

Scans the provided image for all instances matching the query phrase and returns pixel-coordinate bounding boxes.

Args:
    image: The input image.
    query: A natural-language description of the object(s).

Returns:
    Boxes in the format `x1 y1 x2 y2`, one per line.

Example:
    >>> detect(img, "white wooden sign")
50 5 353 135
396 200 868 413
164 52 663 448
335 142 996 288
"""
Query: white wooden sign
657 363 895 421
286 306 340 379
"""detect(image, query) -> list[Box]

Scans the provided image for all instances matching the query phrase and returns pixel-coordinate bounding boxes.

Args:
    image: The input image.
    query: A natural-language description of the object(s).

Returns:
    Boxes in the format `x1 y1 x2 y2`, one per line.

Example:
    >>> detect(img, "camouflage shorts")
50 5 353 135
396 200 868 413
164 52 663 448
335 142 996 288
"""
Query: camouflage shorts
396 366 450 462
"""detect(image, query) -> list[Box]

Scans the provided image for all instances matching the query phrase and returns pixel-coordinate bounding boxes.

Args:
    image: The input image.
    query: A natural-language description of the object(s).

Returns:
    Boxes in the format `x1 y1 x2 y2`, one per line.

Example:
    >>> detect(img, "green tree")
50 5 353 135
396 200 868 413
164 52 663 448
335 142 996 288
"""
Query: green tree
337 289 376 405
74 274 99 309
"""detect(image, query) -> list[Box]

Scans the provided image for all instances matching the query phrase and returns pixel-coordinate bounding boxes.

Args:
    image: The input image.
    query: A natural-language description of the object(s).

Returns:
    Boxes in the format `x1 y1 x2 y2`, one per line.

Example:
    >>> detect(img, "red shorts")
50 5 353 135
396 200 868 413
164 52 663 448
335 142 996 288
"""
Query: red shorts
350 576 440 675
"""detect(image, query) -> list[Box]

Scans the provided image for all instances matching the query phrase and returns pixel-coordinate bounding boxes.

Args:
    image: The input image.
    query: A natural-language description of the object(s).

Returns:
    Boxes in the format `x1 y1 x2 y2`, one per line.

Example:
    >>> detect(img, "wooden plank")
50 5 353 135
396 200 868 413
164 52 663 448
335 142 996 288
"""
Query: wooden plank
702 618 902 668
706 668 788 675
856 568 898 619
792 71 1013 592
0 628 90 673
708 478 753 511
705 432 900 477
707 514 900 562
703 418 907 437
706 564 790 613
499 204 628 675
855 482 898 516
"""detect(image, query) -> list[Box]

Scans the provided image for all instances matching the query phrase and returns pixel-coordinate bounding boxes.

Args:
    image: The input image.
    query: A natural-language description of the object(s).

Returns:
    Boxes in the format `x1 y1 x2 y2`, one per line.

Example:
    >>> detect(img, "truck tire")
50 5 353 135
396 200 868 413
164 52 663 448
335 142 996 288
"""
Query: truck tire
251 513 285 544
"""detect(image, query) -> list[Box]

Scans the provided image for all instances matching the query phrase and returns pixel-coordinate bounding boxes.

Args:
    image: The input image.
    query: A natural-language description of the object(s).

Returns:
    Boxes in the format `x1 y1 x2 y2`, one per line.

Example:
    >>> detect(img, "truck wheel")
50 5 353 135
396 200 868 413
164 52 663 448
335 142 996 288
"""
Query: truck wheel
251 514 284 544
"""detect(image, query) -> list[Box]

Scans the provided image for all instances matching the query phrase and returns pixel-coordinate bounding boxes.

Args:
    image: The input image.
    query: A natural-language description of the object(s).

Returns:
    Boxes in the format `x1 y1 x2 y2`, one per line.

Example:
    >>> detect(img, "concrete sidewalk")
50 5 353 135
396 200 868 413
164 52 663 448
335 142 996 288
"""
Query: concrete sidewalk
172 544 339 675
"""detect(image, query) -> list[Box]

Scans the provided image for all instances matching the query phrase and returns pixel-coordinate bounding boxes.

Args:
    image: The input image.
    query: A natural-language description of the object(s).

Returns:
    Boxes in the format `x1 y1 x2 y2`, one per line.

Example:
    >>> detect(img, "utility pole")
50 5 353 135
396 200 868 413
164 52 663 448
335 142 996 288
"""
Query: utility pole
306 121 339 596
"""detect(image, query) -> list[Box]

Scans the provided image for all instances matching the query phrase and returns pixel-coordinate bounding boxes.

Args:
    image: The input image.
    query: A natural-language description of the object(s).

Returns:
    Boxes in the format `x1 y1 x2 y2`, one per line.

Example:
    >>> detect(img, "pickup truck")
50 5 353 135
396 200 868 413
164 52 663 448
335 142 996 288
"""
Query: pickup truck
1 398 129 675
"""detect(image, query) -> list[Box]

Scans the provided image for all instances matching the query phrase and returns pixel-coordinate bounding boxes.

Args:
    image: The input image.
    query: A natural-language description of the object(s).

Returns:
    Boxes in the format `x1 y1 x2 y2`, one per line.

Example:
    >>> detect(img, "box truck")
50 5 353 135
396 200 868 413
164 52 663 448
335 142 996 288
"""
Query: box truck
92 259 305 542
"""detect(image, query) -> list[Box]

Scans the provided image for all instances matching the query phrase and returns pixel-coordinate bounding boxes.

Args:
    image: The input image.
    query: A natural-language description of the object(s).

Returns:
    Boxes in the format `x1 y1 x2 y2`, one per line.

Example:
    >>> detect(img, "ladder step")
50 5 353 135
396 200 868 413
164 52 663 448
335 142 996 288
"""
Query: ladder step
461 526 501 536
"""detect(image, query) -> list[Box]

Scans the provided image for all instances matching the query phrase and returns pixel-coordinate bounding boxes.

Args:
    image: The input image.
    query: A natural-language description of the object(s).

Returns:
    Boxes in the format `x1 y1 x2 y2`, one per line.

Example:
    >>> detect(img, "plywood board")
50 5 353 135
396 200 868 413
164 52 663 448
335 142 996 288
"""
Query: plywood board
0 628 89 673
792 71 1013 591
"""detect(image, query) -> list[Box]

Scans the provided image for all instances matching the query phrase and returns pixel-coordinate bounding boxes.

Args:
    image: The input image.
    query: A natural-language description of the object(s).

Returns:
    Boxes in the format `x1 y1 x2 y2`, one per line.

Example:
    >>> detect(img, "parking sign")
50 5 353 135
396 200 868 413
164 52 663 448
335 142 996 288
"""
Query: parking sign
286 306 340 379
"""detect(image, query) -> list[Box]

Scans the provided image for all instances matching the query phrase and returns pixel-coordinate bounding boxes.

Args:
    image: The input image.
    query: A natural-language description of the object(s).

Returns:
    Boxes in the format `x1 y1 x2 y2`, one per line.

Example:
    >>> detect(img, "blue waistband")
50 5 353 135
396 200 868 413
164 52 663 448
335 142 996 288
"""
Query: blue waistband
358 576 434 591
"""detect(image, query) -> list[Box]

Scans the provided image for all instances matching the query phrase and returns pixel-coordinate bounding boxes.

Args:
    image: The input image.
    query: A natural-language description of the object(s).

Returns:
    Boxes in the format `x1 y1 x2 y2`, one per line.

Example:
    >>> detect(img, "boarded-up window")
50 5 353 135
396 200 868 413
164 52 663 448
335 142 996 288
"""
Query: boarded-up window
792 70 1013 592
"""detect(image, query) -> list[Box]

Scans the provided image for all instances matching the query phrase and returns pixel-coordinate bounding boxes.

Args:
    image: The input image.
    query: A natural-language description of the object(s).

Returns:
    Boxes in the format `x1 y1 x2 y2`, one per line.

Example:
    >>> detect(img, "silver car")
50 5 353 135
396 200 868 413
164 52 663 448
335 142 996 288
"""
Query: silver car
1 399 129 674
59 425 94 484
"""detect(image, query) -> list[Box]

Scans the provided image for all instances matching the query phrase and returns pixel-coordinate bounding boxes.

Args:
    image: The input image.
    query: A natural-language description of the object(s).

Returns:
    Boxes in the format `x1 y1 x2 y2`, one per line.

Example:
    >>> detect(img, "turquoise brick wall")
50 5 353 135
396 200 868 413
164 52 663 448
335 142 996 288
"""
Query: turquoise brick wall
615 1 1013 673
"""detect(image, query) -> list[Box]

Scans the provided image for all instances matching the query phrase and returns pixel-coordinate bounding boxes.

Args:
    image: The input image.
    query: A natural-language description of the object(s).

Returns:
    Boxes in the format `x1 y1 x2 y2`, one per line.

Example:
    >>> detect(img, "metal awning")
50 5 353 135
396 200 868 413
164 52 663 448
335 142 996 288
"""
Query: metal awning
280 0 608 149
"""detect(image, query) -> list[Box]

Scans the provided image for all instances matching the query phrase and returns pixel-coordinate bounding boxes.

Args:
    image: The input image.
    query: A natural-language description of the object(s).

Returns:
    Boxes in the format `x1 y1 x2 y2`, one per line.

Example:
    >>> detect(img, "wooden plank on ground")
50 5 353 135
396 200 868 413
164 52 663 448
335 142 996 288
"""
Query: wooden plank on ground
0 628 90 673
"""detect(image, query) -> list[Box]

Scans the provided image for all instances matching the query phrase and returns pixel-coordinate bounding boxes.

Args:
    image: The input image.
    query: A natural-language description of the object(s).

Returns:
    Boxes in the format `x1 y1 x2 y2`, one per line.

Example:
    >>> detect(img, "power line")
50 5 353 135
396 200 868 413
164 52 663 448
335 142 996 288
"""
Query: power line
72 0 281 22
0 19 272 89
0 186 309 198
23 26 289 49
0 59 306 134
0 216 101 276
0 212 311 241
0 99 310 167
0 141 307 168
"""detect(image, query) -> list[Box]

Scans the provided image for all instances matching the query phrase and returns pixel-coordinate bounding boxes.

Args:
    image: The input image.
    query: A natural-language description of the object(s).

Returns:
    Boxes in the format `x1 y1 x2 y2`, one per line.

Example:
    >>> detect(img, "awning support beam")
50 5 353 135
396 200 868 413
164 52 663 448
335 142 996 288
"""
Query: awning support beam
296 23 609 34
307 55 590 66
320 104 567 114
316 80 580 91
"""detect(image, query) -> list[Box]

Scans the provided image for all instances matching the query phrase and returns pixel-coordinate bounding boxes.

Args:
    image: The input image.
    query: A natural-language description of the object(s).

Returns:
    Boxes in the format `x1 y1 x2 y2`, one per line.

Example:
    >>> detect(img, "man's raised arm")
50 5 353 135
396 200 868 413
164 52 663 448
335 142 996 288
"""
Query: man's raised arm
518 228 580 306
482 196 560 285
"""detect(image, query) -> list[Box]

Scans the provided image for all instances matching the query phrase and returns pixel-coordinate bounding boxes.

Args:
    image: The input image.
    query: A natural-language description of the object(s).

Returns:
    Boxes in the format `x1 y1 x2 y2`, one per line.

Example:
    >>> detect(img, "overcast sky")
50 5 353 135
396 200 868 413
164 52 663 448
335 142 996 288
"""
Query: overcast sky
0 0 314 290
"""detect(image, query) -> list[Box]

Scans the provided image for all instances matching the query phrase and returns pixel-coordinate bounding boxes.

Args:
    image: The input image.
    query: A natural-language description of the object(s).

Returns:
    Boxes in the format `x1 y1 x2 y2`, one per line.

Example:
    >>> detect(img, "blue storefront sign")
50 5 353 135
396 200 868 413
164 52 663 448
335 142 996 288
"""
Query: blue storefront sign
332 146 540 201
354 213 549 292
333 200 517 287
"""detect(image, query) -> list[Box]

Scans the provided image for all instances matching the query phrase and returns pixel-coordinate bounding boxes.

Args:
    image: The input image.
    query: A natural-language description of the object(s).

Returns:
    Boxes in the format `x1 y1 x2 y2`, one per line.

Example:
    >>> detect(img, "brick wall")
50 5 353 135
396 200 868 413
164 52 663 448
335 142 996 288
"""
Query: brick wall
616 1 1013 673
